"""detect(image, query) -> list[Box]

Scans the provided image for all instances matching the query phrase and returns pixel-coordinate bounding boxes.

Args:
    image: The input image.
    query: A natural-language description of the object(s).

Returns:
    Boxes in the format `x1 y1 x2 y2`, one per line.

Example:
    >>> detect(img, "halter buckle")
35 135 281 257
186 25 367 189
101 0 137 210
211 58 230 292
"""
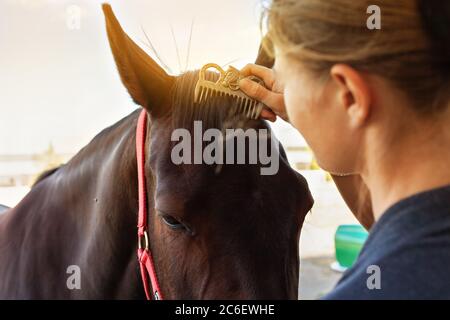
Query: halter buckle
138 230 149 250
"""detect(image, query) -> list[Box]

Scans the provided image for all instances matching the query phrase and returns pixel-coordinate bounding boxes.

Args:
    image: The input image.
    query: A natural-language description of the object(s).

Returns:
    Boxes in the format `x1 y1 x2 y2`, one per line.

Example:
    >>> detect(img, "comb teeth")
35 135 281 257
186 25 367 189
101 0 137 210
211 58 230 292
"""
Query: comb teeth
193 63 267 120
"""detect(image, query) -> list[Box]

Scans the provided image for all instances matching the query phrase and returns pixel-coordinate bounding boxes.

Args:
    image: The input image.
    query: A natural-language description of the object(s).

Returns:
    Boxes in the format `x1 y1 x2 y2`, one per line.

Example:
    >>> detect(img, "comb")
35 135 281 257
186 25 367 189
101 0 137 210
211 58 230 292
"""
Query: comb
194 63 266 120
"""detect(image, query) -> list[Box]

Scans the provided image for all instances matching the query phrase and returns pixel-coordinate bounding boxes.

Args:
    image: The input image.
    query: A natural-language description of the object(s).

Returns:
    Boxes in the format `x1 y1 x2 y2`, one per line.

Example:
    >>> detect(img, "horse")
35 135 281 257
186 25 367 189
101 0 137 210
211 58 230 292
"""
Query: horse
0 4 313 299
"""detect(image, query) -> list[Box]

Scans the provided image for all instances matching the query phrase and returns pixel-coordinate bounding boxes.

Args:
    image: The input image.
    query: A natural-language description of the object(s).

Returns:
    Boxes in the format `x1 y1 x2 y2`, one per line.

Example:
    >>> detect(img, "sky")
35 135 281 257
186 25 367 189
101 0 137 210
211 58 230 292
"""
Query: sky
0 0 304 155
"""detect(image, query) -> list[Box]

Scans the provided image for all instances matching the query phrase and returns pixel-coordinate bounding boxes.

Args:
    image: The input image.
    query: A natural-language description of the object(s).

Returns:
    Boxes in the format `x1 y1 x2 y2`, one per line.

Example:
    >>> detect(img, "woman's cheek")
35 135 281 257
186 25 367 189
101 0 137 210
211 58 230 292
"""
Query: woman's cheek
284 86 303 128
284 83 333 171
284 85 314 140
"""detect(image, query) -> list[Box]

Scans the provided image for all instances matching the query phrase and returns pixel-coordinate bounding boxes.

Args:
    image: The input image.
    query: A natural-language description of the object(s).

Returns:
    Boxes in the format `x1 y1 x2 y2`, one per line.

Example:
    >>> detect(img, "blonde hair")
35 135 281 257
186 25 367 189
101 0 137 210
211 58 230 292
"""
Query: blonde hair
264 0 450 113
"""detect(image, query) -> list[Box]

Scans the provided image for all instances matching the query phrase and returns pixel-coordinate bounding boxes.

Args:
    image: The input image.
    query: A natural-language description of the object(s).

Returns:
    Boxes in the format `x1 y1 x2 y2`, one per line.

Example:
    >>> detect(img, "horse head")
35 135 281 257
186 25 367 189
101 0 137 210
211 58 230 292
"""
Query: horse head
103 4 313 299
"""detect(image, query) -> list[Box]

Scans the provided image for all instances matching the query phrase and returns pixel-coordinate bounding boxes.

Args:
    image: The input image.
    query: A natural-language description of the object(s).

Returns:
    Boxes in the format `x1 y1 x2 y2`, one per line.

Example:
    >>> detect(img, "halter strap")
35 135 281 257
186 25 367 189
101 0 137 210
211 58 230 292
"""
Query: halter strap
136 109 163 300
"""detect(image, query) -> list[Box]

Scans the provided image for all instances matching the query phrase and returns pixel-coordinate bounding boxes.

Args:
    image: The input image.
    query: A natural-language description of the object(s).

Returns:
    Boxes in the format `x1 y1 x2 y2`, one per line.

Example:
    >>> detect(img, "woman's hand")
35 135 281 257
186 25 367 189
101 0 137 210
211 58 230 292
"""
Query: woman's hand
239 63 288 122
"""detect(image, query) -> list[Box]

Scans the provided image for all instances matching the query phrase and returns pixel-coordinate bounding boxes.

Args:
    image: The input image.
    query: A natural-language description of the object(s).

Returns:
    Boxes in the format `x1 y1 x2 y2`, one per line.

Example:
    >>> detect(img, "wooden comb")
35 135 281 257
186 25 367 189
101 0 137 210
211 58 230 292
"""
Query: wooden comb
194 63 266 120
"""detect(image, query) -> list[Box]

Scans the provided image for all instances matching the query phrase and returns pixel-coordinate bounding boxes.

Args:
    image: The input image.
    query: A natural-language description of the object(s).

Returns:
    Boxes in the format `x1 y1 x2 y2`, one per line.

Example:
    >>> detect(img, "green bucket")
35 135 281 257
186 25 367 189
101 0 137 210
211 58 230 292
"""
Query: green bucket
334 224 368 269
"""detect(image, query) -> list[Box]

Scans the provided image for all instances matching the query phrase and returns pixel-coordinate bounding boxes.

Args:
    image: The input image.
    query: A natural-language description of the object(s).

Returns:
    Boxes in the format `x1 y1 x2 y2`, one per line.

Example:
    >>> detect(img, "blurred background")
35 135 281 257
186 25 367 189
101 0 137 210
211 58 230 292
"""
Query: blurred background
0 0 361 299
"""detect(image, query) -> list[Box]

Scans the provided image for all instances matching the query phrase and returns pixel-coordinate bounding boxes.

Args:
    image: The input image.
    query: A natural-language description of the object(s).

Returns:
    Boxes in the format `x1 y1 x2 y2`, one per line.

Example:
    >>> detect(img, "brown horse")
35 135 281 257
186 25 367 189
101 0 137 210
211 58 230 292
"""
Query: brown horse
0 5 313 299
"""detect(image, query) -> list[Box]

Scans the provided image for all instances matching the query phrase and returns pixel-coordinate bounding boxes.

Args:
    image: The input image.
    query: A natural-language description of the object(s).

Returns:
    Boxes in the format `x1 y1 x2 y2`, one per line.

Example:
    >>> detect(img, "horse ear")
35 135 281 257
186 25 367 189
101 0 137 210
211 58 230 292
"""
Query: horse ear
254 36 274 68
102 4 174 115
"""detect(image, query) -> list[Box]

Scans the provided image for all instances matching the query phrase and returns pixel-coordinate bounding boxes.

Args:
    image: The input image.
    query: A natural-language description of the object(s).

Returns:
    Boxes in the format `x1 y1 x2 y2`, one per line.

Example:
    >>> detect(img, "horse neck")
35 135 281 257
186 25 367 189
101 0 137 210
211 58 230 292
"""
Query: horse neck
1 110 145 299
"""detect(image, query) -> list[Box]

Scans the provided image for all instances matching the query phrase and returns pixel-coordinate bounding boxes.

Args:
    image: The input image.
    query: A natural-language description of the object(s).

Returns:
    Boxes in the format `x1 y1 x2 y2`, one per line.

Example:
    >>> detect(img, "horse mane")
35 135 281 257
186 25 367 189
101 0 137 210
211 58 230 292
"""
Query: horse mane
32 166 62 187
171 70 254 131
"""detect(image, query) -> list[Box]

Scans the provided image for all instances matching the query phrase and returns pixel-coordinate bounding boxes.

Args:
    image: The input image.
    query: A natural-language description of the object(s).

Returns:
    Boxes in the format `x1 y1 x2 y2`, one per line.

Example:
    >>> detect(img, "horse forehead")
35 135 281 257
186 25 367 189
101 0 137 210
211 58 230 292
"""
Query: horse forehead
152 159 208 207
148 118 303 209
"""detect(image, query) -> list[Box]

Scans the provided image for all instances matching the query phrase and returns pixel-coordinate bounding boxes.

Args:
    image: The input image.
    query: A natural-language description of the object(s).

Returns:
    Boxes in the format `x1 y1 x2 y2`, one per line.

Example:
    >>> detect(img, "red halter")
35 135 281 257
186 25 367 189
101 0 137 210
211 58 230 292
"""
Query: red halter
136 109 163 300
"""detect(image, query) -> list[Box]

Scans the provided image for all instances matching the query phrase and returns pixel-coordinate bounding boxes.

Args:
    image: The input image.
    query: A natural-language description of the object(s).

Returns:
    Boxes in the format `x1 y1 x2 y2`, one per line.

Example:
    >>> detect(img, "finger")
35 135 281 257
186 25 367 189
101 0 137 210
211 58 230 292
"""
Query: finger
239 78 284 113
240 63 275 89
260 108 277 122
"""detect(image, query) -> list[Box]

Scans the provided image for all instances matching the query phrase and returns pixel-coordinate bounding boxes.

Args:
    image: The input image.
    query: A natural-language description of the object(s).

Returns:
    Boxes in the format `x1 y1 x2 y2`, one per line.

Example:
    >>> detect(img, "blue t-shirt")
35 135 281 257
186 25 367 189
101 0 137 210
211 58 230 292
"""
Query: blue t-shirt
325 184 450 299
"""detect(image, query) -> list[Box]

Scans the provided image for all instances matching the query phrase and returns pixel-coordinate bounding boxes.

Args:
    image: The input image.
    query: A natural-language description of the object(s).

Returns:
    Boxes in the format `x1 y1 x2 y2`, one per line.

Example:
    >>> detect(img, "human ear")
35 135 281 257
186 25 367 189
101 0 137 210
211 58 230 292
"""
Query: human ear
330 64 372 128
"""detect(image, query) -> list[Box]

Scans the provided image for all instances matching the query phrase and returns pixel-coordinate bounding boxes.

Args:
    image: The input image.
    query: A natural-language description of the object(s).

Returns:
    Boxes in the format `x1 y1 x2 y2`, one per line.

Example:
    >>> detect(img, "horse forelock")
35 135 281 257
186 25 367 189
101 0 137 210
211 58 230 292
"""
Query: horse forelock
170 70 262 131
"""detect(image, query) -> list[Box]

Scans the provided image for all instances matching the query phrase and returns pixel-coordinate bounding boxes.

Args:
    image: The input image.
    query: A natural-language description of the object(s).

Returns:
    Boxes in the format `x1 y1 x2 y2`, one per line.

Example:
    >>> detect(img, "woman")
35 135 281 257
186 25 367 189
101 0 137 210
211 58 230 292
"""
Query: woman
239 0 450 299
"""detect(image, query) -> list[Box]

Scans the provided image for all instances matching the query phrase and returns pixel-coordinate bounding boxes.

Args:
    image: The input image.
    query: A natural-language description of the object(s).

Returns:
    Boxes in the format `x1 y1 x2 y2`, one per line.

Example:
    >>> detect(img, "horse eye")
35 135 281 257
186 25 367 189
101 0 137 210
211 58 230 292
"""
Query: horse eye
160 214 185 230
